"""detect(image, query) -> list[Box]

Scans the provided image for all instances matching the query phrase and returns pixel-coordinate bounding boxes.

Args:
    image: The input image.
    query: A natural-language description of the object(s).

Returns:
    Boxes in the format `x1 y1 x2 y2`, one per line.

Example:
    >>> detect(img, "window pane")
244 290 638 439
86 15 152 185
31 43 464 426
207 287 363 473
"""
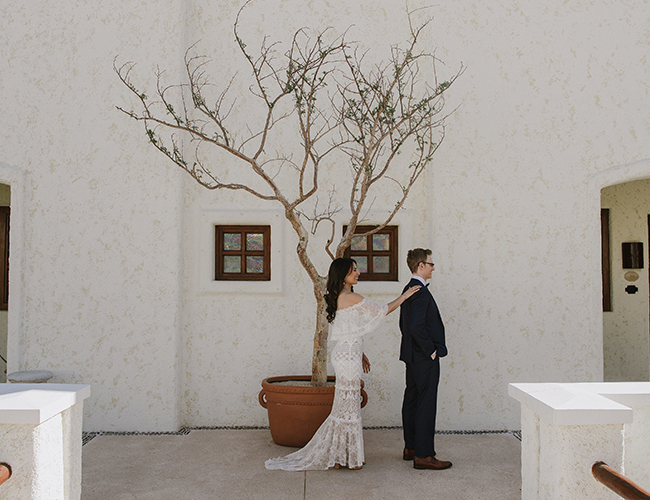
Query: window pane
223 233 241 251
246 256 264 273
246 233 264 251
355 256 368 273
373 234 390 251
341 225 397 281
351 235 367 251
373 256 390 273
223 256 241 273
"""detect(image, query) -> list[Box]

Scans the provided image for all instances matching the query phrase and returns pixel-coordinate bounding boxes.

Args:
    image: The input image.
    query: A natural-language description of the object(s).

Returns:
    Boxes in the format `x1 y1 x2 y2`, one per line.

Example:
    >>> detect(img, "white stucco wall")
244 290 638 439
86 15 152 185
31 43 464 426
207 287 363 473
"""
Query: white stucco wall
176 0 463 428
426 0 650 428
601 179 650 382
0 0 649 432
0 1 188 431
178 0 650 430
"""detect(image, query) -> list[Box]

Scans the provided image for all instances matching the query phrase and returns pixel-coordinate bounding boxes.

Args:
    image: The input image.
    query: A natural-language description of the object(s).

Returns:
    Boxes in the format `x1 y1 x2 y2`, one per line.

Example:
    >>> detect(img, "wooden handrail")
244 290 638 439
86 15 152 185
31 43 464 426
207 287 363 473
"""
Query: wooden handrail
592 462 650 500
0 462 11 486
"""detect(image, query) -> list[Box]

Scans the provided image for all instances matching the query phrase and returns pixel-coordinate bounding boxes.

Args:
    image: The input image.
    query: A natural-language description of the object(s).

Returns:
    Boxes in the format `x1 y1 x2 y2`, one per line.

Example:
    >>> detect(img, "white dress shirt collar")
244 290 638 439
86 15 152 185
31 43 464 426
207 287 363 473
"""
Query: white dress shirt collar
412 275 427 286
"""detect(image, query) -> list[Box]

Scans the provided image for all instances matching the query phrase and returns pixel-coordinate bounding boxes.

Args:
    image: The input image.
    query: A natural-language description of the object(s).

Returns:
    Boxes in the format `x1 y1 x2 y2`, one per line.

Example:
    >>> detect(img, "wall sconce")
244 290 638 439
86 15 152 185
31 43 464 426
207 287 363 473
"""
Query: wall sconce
622 242 644 269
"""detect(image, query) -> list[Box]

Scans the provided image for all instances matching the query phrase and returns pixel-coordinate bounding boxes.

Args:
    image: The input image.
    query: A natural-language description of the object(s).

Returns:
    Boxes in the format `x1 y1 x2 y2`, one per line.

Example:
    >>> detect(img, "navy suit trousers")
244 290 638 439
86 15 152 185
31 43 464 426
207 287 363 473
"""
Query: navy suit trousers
402 356 440 458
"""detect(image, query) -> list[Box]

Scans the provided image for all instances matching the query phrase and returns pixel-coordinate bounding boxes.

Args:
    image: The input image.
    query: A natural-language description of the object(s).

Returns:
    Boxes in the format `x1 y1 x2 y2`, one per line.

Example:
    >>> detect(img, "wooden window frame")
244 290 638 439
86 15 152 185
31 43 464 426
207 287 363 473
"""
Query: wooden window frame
601 208 611 312
215 225 271 281
343 225 398 281
0 207 8 311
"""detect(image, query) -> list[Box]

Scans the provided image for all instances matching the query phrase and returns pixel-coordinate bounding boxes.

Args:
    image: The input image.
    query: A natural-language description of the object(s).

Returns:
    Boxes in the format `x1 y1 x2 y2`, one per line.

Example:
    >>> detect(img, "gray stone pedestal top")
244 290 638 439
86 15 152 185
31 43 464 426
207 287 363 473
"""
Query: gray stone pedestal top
7 370 53 383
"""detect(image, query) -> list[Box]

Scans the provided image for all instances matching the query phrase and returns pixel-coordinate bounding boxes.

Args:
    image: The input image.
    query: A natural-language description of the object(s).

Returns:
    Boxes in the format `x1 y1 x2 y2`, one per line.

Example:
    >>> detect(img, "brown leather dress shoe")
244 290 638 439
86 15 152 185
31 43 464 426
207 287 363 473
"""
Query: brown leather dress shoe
403 448 415 461
413 456 453 470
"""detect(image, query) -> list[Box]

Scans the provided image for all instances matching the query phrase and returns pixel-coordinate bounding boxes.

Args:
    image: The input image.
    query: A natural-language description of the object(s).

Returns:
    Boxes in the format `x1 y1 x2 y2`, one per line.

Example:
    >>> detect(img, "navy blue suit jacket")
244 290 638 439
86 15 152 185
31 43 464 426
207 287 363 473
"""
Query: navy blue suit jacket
399 278 448 363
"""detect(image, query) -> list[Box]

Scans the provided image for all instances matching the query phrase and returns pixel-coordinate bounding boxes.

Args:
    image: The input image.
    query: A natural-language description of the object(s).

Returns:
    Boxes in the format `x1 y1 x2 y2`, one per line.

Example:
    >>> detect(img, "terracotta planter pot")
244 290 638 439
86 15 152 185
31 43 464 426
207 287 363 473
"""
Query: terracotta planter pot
259 375 368 447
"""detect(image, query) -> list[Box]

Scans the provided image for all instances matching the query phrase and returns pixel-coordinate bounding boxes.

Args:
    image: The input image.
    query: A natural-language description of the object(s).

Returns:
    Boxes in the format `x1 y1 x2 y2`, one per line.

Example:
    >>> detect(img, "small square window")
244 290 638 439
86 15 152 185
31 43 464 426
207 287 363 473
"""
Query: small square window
343 225 398 281
215 225 271 281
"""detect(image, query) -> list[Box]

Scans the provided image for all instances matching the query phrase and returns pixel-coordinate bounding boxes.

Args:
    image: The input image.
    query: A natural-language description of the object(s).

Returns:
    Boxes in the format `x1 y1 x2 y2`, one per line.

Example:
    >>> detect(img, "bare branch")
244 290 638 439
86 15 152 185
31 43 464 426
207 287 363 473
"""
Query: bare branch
114 10 462 385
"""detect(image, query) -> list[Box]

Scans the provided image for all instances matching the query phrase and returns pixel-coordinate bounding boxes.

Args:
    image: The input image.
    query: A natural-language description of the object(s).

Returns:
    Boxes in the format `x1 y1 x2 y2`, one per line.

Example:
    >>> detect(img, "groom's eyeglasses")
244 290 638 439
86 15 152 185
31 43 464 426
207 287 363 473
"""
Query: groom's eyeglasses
421 262 435 267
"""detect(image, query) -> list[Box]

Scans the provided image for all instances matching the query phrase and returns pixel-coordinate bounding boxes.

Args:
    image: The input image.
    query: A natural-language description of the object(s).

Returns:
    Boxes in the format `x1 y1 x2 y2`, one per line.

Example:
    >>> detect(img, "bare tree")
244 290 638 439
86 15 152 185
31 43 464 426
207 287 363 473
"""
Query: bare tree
115 3 462 386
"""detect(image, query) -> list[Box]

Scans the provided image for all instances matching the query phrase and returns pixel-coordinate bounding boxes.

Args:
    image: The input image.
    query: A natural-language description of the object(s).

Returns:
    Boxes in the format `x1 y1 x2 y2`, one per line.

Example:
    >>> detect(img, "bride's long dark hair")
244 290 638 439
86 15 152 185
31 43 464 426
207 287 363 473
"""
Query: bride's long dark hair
324 257 356 323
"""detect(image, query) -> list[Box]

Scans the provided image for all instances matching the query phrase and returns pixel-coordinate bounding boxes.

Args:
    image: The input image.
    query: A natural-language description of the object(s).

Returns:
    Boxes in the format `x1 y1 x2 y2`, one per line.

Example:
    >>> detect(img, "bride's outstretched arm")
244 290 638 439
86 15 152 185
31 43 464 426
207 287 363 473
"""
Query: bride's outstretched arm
386 285 421 314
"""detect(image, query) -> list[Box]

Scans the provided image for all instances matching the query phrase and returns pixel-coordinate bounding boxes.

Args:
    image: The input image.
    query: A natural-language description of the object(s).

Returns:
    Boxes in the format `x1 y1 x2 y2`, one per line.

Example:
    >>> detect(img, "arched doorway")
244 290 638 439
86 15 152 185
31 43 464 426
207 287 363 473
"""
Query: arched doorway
591 159 650 382
601 179 650 381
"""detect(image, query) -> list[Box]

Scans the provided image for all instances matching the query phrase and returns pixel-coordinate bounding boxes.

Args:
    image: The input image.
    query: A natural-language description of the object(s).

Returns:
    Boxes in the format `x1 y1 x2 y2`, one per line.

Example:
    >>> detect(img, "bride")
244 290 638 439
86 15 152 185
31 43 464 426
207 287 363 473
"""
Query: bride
265 257 420 471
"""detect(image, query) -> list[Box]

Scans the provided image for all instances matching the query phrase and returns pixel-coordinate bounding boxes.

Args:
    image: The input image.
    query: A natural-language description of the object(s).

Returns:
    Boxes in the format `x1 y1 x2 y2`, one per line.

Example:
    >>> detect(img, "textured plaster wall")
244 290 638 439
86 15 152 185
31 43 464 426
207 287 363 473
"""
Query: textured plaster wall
519 398 625 500
538 422 623 500
601 180 650 382
179 0 445 428
623 405 650 485
0 2 188 431
0 414 66 499
0 402 84 500
0 0 649 432
179 0 650 430
425 0 650 428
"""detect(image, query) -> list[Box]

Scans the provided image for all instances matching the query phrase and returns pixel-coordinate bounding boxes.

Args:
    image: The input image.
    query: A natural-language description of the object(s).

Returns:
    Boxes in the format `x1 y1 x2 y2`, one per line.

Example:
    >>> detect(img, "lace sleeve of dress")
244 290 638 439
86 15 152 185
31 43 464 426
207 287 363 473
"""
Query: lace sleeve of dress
329 299 389 341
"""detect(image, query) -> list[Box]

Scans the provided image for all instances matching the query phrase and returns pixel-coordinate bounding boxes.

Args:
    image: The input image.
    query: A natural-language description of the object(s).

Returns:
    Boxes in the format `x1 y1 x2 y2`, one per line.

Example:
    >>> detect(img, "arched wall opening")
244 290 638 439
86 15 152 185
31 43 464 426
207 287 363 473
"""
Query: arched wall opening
0 163 26 378
589 159 650 382
601 180 650 381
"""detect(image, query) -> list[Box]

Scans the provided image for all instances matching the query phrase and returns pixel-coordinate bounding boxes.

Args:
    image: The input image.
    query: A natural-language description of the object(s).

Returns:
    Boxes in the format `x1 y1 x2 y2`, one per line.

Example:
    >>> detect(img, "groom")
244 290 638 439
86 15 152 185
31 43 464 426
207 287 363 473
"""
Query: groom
399 248 452 470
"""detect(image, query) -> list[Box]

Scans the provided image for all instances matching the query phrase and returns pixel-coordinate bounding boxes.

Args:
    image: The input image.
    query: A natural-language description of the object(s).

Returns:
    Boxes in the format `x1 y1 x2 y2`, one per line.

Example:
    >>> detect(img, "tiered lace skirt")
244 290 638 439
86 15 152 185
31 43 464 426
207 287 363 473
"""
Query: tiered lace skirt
265 339 365 471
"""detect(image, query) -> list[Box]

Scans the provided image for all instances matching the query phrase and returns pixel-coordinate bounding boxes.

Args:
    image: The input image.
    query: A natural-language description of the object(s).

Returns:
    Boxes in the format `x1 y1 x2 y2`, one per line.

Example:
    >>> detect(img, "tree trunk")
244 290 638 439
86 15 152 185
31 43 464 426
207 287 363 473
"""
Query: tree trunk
311 289 329 386
286 209 330 386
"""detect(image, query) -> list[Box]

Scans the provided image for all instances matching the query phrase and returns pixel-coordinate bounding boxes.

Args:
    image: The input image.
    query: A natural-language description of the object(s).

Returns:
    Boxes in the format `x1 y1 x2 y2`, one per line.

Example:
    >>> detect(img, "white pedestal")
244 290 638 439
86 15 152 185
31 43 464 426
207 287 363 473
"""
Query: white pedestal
509 382 650 500
0 384 90 500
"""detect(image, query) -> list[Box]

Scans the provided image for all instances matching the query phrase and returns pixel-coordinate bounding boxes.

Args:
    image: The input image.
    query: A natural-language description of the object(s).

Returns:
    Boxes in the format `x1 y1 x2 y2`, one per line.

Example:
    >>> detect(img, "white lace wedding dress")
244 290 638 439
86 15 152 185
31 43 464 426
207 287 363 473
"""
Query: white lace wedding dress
265 299 388 471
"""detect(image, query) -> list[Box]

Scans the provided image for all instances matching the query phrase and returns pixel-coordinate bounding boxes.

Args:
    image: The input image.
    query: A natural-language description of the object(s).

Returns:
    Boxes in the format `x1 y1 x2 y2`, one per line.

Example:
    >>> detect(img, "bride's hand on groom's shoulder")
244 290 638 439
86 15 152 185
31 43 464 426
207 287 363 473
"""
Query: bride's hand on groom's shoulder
387 286 421 314
404 285 421 299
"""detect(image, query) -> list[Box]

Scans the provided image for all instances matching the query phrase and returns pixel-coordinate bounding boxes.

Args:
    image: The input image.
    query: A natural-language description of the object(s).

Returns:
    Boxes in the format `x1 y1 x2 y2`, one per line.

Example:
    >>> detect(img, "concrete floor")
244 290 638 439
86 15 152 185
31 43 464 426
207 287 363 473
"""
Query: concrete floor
81 429 522 500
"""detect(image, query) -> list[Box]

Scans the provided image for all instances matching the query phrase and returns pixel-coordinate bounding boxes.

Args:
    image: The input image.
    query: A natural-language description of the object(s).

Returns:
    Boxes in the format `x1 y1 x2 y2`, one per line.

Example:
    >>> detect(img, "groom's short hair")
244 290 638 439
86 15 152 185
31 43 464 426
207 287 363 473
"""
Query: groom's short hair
407 248 432 273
